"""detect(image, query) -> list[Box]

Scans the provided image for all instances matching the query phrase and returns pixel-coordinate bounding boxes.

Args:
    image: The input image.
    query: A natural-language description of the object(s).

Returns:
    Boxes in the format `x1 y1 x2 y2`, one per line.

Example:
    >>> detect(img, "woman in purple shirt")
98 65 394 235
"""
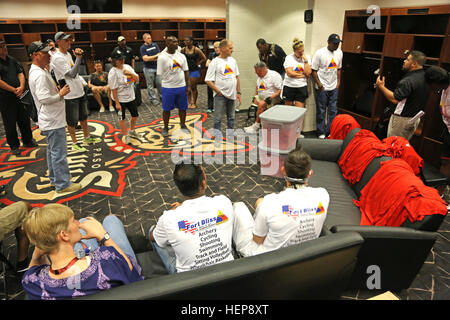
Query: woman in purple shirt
21 203 143 300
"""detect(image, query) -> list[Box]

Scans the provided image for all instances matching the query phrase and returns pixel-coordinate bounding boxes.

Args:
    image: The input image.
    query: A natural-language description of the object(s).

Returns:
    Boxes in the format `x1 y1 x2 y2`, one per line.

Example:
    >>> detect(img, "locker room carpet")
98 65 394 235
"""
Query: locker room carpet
0 84 448 300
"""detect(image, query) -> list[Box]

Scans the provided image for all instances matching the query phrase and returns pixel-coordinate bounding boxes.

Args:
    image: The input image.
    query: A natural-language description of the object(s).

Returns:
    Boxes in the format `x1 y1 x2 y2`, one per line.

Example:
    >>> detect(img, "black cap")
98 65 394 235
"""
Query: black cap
27 41 52 57
55 32 72 42
328 34 342 44
111 49 125 60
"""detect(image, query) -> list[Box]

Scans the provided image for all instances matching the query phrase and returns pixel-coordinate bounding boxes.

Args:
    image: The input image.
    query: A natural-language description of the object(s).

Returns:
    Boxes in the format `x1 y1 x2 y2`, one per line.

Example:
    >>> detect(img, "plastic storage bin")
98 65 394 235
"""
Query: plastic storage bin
259 105 306 151
259 142 295 178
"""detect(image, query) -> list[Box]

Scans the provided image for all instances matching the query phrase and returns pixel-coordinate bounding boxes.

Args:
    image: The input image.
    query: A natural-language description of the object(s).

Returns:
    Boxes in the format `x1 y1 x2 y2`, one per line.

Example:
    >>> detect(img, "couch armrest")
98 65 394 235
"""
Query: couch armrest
296 138 343 162
331 225 437 290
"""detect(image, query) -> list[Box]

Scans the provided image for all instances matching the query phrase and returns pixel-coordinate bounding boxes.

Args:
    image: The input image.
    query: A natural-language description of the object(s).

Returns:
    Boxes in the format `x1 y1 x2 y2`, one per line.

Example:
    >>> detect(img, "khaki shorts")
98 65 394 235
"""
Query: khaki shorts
253 95 281 108
0 201 29 241
387 114 420 141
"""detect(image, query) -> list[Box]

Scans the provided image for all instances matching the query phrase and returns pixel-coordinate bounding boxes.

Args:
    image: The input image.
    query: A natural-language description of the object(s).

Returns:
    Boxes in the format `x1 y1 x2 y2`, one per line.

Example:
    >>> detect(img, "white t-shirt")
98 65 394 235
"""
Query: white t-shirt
156 51 188 88
441 86 450 132
283 53 311 88
311 46 343 91
28 64 66 132
108 64 137 103
50 51 86 100
205 56 240 100
152 195 236 273
256 69 282 99
252 187 329 254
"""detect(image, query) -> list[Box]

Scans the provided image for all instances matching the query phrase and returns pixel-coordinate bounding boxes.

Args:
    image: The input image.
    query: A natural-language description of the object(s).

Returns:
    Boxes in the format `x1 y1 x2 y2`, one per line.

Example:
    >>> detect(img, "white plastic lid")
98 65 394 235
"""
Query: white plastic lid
259 105 307 124
258 142 296 155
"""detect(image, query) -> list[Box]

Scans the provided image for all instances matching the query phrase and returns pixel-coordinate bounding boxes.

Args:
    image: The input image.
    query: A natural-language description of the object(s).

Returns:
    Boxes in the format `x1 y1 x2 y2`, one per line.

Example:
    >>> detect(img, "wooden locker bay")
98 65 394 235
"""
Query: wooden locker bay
339 4 450 168
0 17 226 83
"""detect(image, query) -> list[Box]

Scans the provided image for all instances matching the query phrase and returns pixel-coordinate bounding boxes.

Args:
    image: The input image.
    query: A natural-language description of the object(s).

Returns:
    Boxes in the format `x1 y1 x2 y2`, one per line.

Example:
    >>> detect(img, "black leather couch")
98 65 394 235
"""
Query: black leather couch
81 231 364 300
297 128 447 290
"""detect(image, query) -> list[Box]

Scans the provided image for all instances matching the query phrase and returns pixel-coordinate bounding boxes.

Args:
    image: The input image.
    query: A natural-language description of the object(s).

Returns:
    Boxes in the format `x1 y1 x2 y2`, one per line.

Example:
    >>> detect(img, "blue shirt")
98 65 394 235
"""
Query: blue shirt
140 43 160 69
22 247 143 300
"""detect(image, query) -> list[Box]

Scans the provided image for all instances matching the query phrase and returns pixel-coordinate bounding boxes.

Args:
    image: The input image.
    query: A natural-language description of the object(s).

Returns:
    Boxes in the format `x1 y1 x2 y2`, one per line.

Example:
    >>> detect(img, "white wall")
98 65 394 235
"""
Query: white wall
227 0 310 127
0 0 226 19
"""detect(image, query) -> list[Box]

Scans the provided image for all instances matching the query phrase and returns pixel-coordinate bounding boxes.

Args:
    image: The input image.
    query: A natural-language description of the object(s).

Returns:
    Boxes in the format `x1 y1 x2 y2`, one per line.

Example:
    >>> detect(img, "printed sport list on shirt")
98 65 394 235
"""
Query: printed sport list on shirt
192 227 230 270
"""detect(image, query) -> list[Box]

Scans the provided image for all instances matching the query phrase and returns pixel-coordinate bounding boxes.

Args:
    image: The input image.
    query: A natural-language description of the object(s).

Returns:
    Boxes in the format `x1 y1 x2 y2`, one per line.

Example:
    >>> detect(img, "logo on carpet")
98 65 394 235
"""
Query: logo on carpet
0 113 253 206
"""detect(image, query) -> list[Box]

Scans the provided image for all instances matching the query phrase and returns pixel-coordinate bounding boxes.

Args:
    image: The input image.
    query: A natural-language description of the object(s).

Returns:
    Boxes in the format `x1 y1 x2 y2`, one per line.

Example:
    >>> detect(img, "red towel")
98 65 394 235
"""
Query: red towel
338 130 389 184
328 114 361 140
354 159 447 227
382 136 423 176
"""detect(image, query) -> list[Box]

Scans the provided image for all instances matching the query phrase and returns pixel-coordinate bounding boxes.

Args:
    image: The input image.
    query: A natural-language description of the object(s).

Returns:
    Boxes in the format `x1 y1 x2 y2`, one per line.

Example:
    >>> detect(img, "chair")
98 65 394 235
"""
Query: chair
0 241 16 300
246 103 258 126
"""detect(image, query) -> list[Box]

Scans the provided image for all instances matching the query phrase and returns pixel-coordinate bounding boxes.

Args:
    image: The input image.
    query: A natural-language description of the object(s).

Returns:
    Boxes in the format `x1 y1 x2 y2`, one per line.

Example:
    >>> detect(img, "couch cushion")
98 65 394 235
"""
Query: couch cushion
309 159 361 227
341 127 361 157
352 156 392 199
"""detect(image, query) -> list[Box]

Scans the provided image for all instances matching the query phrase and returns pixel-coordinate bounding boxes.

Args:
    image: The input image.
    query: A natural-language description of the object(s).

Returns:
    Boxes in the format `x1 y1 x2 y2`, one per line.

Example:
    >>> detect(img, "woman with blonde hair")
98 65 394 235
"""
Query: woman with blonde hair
282 38 311 137
21 204 143 299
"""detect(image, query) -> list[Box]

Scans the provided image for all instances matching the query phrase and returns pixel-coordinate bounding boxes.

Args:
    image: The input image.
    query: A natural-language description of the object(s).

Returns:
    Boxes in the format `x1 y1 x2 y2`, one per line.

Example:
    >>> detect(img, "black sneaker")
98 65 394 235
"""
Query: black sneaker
23 140 38 148
11 147 21 155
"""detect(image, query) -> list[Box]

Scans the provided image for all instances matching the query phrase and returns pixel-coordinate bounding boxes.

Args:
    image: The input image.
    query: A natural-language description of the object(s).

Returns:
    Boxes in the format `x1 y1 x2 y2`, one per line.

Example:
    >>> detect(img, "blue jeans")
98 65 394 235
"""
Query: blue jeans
143 68 161 103
213 95 235 134
315 88 338 136
74 215 137 261
40 127 71 191
148 226 177 274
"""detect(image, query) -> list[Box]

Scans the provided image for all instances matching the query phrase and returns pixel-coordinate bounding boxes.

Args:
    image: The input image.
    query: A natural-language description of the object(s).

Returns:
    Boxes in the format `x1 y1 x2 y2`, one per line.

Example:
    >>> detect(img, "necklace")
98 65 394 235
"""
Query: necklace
49 257 79 275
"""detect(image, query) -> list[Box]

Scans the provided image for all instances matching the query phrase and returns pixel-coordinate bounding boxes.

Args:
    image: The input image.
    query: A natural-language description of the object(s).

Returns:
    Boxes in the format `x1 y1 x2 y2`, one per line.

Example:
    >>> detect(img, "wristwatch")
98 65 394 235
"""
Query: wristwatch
99 232 111 246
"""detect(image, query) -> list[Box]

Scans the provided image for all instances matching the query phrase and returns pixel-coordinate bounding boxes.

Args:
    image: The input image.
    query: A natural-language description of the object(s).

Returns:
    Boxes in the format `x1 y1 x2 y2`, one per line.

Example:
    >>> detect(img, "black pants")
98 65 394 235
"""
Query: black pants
0 96 33 150
207 86 214 110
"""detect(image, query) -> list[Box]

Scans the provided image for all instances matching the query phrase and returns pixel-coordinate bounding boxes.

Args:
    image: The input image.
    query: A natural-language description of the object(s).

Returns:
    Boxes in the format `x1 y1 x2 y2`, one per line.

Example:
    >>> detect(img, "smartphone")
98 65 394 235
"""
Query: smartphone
58 79 67 88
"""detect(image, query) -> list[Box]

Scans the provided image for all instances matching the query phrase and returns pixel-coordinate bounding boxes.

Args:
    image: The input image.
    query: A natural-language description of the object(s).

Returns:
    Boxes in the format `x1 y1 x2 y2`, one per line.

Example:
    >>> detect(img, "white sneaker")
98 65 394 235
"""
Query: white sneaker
299 134 305 138
318 134 326 139
123 135 131 144
128 130 142 139
109 106 115 112
244 122 260 134
99 106 105 113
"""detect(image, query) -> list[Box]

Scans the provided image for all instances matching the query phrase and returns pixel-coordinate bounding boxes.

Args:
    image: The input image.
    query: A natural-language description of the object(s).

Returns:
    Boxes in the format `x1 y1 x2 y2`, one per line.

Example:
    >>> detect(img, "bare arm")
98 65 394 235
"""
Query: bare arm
205 81 222 96
376 75 399 104
285 67 306 79
196 47 207 66
336 69 342 88
311 70 324 90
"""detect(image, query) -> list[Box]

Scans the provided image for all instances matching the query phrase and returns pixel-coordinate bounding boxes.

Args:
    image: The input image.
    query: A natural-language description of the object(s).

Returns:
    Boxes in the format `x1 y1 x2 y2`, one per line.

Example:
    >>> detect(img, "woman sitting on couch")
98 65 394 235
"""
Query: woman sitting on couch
233 147 330 257
21 204 143 300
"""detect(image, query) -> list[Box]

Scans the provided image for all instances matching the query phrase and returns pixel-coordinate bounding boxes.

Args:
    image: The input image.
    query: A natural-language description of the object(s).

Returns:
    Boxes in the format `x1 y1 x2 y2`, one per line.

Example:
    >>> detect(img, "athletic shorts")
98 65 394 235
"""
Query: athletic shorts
282 85 308 103
189 70 200 78
65 95 89 127
116 99 138 120
161 86 188 112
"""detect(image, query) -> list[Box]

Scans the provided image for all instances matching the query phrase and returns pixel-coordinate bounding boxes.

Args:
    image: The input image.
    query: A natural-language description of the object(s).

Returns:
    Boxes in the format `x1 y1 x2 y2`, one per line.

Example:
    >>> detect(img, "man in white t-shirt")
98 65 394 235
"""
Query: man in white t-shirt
27 41 81 194
233 147 329 257
205 39 241 138
311 34 343 139
149 163 237 273
50 32 101 152
244 61 282 134
157 36 190 137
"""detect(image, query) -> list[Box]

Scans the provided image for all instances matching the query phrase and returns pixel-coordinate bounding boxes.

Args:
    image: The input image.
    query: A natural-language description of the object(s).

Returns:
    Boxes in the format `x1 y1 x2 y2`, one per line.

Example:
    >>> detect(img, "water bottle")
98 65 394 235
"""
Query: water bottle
117 110 122 118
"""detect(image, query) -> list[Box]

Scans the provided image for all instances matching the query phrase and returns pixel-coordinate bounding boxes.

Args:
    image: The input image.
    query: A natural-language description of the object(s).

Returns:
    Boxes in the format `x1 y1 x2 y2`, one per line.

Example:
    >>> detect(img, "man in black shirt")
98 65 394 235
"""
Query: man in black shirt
376 50 429 140
0 40 37 155
112 36 135 69
256 38 287 78
88 60 113 112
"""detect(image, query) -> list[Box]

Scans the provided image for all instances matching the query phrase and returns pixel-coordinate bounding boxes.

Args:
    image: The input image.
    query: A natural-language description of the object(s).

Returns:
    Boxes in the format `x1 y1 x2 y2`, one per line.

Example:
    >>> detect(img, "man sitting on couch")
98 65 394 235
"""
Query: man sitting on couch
233 147 330 257
149 163 237 274
88 60 114 112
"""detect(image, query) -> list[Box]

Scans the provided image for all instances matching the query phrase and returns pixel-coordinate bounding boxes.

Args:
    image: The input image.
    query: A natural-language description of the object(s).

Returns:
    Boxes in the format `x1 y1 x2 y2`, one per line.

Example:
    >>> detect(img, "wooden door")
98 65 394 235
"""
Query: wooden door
122 31 138 42
341 32 364 54
90 31 107 43
205 29 220 40
383 34 414 58
151 30 166 41
22 33 40 46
